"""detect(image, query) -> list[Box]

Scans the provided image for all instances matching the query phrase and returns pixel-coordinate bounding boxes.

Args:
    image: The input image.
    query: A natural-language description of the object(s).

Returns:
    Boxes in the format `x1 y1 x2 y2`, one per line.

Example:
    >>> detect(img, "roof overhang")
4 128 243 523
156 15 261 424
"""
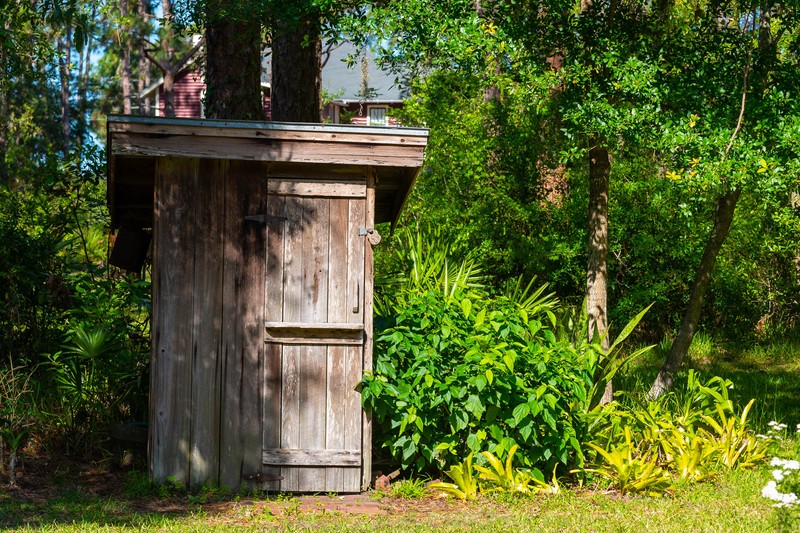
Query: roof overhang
106 115 428 229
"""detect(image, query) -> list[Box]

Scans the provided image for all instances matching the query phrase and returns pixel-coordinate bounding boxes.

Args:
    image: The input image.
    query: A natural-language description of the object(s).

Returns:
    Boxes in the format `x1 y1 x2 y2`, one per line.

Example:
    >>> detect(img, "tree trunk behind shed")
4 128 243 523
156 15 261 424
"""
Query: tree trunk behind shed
204 12 262 120
271 19 321 123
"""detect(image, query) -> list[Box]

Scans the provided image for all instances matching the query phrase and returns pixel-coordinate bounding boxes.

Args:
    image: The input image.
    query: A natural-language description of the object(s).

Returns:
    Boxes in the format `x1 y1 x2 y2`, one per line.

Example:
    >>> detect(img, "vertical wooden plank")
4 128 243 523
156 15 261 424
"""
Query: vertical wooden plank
280 195 304 491
189 159 225 487
347 199 366 328
151 157 197 485
282 196 304 322
343 344 364 491
262 193 286 491
298 344 327 492
346 195 367 491
361 169 377 491
298 198 330 491
303 197 330 323
265 194 286 323
325 198 349 491
280 344 301 491
261 342 282 492
219 160 266 489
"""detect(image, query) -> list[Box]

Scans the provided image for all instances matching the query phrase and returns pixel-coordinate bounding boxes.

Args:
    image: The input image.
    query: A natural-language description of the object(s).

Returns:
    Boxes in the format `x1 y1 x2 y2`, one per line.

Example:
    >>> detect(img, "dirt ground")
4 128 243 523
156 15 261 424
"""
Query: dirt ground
0 451 454 521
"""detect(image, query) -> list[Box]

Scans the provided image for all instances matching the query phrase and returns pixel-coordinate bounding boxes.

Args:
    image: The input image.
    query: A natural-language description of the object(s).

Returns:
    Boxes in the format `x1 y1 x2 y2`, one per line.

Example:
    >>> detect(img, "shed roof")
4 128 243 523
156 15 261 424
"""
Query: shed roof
106 115 428 229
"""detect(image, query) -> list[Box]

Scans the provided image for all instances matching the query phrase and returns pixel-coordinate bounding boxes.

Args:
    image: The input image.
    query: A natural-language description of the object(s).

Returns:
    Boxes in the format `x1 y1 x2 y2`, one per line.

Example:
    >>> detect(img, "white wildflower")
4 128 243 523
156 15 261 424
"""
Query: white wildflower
786 460 800 470
763 481 782 501
773 470 786 482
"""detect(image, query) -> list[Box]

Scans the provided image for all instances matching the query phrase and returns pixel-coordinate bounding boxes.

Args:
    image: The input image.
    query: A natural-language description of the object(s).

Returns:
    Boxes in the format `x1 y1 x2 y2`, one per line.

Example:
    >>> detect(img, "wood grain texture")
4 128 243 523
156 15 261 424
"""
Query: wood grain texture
268 178 366 198
189 159 225 487
111 133 425 168
298 344 327 492
262 449 361 466
108 117 429 145
262 193 287 490
261 342 282 491
280 344 300 491
219 161 266 489
297 198 330 491
326 198 350 490
264 194 286 323
361 170 377 491
150 157 198 485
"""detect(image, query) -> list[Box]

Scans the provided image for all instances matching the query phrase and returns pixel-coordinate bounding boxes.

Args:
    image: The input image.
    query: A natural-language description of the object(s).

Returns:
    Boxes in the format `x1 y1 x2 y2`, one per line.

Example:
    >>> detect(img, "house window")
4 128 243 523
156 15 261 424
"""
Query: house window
368 106 388 126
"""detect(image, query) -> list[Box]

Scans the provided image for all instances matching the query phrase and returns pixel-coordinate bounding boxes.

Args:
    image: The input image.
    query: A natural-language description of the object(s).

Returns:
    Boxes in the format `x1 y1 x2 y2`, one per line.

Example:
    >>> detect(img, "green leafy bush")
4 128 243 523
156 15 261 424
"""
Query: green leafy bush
363 289 591 475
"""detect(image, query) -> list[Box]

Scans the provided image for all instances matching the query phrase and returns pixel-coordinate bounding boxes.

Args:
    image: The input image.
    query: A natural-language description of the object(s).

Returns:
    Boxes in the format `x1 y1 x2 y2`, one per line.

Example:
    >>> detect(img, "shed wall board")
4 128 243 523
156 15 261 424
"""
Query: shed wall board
151 157 198 484
189 159 225 487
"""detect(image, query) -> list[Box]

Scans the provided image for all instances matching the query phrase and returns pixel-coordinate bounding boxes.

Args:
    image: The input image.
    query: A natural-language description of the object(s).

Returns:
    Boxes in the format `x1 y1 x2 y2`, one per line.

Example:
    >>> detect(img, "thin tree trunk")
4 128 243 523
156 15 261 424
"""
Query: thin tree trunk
0 19 7 183
475 0 500 103
160 0 175 117
587 141 613 404
271 19 321 123
75 6 95 146
0 68 8 184
58 29 73 155
137 0 152 115
8 448 17 487
649 189 741 398
119 0 133 115
146 0 204 118
162 70 175 117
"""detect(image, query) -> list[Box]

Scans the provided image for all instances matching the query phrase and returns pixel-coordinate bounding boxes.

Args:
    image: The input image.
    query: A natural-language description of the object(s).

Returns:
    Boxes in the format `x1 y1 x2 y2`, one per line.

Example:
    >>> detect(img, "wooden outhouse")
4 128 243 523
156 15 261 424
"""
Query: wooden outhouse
106 116 427 492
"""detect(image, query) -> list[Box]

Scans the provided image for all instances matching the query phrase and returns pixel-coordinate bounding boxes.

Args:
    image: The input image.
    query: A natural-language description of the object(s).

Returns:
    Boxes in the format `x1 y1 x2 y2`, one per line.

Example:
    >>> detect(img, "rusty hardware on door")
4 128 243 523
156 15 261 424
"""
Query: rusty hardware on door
244 214 288 223
352 282 360 314
359 227 382 245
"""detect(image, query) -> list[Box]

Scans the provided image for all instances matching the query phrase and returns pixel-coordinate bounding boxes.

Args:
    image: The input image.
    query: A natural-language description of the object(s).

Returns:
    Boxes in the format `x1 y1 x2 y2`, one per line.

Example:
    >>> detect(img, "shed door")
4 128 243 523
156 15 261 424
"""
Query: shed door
261 177 368 492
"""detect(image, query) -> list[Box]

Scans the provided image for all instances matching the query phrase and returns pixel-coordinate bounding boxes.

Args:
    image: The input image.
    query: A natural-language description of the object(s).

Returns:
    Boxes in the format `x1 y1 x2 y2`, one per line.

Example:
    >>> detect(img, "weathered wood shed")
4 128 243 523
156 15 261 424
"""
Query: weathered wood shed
106 116 427 492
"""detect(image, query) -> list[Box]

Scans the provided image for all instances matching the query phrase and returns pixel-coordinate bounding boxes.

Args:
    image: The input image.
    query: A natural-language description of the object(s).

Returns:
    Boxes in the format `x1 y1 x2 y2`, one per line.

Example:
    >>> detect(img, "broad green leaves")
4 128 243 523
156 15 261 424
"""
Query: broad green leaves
363 288 591 474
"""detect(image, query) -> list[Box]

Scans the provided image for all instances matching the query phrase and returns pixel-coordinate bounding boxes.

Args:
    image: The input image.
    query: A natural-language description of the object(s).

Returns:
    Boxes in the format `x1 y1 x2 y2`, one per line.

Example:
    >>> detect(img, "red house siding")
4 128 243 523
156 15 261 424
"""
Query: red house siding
155 70 271 119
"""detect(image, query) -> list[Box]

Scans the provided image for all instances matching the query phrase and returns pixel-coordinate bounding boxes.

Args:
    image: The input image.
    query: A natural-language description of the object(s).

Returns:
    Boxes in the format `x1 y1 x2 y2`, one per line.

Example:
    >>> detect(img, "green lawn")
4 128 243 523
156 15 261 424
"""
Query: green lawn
0 469 779 532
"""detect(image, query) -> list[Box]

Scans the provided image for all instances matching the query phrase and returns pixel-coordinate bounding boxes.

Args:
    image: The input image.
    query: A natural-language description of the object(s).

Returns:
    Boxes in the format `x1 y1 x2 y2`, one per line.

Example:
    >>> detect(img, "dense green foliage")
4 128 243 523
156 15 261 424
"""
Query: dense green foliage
364 289 588 474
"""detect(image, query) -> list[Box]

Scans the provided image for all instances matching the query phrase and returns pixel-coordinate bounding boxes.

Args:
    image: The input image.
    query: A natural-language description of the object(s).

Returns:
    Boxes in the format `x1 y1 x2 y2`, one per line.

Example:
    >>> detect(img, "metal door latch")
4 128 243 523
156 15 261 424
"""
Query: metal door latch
245 214 288 223
359 227 382 245
242 472 284 482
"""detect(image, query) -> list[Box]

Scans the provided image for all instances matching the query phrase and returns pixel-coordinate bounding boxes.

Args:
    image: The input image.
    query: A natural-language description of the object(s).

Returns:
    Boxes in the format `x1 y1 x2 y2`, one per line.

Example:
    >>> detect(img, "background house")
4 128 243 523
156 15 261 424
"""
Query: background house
138 41 404 125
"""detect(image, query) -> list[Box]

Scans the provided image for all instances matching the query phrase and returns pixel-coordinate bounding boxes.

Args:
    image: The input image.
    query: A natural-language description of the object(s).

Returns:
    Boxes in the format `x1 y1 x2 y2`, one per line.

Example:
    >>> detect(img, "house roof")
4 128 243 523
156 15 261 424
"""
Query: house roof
317 41 403 102
106 115 428 229
139 40 402 104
